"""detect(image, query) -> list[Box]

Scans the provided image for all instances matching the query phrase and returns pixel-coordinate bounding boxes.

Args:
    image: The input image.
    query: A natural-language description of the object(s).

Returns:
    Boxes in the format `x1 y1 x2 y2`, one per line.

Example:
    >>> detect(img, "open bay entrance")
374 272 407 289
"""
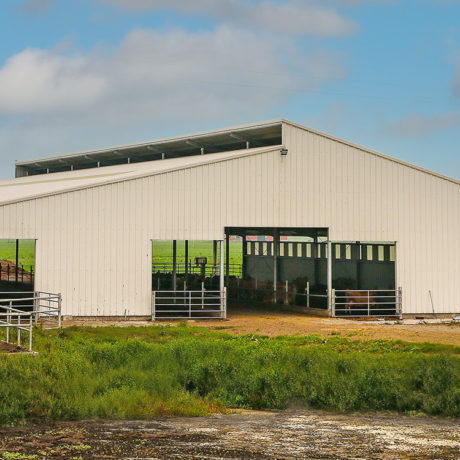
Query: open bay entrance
224 227 330 309
151 240 226 319
331 242 400 317
0 239 35 293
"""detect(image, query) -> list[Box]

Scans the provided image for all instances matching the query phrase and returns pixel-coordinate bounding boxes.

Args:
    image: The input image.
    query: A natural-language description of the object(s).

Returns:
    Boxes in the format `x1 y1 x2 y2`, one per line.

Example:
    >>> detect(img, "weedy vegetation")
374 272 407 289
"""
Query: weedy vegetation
0 325 458 425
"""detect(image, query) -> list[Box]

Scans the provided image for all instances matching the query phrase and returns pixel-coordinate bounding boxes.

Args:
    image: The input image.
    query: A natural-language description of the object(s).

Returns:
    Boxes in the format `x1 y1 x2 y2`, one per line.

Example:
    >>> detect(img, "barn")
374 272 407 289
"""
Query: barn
0 119 459 319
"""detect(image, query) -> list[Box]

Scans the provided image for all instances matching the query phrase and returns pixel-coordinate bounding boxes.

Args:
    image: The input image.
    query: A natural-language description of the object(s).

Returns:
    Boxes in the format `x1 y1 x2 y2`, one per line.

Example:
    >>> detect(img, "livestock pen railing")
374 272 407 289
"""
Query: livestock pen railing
227 279 329 309
0 291 62 351
152 289 227 320
152 262 242 277
332 288 402 318
0 263 34 285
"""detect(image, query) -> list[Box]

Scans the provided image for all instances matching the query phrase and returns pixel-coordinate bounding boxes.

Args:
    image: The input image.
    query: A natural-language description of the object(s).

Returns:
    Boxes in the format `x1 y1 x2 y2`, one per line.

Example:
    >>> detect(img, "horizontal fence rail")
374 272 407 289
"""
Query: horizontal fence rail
152 262 242 277
0 264 34 285
152 289 226 320
333 288 402 318
0 291 62 351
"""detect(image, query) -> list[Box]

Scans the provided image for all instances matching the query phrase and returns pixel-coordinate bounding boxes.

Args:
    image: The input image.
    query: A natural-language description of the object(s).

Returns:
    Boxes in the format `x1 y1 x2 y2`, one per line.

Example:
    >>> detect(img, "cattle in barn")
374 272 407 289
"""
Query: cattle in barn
344 290 376 315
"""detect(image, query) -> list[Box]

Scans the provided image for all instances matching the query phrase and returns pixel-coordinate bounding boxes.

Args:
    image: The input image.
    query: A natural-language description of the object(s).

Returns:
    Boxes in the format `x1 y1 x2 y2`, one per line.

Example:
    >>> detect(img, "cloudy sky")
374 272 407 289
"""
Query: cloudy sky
0 0 459 180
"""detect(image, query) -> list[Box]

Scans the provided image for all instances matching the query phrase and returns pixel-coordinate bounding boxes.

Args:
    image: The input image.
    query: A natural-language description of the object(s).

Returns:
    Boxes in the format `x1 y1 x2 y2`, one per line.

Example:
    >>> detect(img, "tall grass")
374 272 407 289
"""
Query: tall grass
0 326 458 424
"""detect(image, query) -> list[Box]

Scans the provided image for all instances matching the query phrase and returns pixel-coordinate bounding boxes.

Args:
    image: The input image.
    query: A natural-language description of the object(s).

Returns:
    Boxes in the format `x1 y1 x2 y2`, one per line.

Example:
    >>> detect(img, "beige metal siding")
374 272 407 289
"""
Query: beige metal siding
0 123 459 315
283 124 460 314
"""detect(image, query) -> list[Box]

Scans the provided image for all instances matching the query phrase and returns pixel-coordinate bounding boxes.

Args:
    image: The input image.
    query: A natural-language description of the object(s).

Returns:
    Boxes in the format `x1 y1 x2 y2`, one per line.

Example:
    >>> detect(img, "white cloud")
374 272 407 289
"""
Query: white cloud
0 26 346 174
0 48 107 114
384 111 460 137
97 0 357 37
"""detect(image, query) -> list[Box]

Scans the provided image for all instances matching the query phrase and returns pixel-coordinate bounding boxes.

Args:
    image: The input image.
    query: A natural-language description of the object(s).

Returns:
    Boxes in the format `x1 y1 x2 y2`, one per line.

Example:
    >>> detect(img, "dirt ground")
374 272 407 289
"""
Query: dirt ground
0 341 28 353
65 310 460 346
0 410 458 459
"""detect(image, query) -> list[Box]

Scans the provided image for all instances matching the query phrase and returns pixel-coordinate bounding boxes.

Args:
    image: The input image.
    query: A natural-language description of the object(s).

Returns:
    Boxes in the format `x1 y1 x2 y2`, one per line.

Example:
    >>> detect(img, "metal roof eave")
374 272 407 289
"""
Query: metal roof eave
15 119 284 168
2 145 284 207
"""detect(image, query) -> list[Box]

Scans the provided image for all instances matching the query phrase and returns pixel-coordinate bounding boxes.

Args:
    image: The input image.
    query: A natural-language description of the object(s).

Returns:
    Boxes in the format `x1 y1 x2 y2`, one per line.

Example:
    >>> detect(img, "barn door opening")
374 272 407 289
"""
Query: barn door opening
0 239 35 292
331 242 400 317
0 239 36 310
224 227 330 310
151 240 226 319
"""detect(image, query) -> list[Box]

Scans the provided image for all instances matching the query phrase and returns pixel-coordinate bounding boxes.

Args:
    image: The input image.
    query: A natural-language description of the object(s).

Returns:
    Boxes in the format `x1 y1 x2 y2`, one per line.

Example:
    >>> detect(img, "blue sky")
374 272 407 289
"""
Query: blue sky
0 0 459 180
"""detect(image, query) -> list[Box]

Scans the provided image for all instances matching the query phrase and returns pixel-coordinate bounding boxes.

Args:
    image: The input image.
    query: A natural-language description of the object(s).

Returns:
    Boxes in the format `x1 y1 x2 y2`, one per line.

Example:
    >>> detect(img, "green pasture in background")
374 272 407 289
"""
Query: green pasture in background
0 239 36 266
152 240 243 265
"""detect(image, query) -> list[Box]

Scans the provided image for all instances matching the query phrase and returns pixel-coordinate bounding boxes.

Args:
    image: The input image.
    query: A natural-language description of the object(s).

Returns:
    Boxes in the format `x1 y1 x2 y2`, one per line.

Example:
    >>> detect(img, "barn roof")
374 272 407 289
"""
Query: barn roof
1 145 281 206
15 120 283 177
3 119 459 208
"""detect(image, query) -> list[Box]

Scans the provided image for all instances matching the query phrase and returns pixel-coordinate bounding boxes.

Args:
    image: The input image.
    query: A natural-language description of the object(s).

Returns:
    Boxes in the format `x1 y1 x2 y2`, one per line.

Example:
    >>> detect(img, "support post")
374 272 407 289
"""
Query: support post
306 281 310 308
225 234 230 282
327 239 333 314
213 240 218 276
15 239 19 283
151 291 155 321
172 240 177 291
219 239 225 293
185 240 189 276
273 230 279 303
242 236 247 280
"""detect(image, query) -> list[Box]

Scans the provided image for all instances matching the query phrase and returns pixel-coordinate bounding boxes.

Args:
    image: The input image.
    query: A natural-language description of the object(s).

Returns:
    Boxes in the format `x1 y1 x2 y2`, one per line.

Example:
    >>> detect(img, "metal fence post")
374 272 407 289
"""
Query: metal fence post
29 314 33 351
17 315 21 348
34 291 39 324
151 291 156 321
285 280 289 305
367 290 370 316
189 291 192 318
6 310 10 343
58 293 62 328
306 281 310 308
398 287 403 318
331 289 336 317
223 287 227 319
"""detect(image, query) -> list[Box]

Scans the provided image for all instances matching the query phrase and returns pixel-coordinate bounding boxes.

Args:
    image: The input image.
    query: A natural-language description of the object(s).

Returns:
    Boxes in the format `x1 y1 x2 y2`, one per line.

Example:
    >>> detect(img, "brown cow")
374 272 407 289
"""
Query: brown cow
344 290 376 315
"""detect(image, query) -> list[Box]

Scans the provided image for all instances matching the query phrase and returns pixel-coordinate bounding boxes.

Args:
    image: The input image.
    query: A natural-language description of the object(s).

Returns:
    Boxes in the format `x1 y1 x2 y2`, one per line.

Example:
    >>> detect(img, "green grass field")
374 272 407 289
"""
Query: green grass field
152 240 243 265
0 239 35 266
0 325 458 424
0 240 242 268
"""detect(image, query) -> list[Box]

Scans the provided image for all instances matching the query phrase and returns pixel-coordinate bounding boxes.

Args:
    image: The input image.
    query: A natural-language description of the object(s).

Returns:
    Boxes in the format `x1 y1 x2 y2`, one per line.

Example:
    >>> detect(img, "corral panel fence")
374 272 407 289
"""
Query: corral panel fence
0 263 34 286
0 291 62 351
152 289 226 320
152 262 242 278
332 288 402 318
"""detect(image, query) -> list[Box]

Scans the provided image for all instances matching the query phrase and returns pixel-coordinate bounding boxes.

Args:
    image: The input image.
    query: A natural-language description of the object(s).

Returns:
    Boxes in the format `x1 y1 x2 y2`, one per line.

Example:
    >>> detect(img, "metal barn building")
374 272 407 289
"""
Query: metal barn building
0 119 459 318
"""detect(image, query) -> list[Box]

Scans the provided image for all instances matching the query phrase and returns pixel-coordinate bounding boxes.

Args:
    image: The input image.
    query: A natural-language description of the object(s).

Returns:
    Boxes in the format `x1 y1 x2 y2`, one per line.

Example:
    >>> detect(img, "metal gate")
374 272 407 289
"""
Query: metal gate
151 288 227 320
333 288 402 317
0 291 62 351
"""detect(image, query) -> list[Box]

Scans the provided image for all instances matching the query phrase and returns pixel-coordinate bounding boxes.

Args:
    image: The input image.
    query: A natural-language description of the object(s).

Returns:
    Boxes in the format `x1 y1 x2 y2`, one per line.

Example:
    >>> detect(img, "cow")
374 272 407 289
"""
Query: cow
343 290 376 315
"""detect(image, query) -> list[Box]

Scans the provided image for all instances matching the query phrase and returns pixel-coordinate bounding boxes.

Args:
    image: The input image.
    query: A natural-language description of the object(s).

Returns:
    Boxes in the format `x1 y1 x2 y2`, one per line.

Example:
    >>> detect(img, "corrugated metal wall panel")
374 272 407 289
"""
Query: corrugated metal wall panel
0 124 459 315
283 124 460 314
